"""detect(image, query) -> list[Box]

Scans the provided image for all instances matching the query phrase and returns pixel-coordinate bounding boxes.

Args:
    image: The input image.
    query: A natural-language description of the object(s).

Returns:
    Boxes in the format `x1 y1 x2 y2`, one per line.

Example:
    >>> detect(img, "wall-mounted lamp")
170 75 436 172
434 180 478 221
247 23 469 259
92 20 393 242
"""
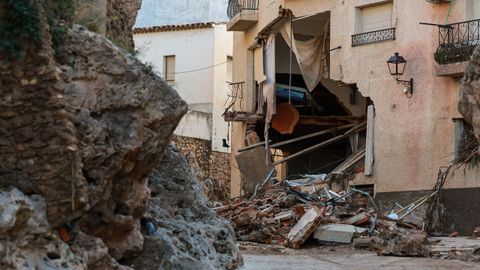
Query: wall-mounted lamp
387 52 414 97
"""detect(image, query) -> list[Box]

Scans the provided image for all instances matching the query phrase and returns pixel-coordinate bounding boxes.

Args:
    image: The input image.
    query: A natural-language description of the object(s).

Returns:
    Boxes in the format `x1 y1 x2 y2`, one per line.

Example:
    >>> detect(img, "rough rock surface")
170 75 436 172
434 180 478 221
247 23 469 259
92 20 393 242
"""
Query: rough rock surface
172 135 231 202
460 46 480 142
128 146 243 270
106 0 142 50
59 24 186 260
378 224 430 257
71 232 131 270
0 1 241 268
0 188 86 269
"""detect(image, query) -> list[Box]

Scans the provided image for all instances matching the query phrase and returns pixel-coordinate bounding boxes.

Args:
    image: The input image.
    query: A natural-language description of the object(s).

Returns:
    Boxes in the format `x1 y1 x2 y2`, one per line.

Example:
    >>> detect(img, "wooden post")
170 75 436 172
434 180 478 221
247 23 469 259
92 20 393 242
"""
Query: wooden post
365 105 375 176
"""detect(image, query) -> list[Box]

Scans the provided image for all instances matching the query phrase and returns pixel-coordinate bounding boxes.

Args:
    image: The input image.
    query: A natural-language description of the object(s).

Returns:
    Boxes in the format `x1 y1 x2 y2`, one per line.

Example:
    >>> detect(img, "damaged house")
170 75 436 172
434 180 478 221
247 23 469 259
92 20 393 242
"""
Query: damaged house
225 0 480 234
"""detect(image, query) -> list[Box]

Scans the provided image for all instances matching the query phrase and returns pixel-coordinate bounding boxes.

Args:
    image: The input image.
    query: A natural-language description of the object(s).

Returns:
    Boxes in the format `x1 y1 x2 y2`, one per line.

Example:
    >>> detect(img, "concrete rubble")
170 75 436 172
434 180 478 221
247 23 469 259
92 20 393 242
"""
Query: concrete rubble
217 174 480 262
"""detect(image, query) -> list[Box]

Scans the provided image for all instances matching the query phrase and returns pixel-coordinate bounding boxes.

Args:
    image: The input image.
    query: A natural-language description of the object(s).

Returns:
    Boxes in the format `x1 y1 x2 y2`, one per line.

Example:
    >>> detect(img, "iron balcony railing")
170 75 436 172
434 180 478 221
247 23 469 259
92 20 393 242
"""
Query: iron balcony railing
434 19 480 65
351 28 396 47
227 0 259 19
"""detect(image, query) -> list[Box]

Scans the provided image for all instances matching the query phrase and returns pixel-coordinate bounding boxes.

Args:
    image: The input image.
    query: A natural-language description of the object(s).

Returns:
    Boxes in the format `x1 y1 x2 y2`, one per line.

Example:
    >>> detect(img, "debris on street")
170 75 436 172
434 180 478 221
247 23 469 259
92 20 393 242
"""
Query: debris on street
216 172 441 258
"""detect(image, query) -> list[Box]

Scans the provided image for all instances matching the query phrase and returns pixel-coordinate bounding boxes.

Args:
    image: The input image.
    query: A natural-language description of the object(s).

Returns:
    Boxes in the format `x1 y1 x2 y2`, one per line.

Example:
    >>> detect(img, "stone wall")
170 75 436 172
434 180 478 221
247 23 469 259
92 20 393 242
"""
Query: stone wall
172 135 231 201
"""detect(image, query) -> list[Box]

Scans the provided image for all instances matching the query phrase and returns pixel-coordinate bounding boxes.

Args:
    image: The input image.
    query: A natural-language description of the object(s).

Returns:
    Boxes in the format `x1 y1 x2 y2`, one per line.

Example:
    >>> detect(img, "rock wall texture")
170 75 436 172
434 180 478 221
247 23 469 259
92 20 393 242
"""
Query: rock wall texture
0 188 86 269
460 46 480 142
0 1 242 269
172 135 231 201
106 0 142 50
127 146 242 270
61 25 187 260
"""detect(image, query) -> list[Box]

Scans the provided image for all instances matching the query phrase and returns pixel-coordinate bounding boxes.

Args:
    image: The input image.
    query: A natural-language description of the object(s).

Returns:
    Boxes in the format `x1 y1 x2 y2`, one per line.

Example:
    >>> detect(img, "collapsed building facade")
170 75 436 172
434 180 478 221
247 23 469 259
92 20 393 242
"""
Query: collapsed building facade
225 0 480 234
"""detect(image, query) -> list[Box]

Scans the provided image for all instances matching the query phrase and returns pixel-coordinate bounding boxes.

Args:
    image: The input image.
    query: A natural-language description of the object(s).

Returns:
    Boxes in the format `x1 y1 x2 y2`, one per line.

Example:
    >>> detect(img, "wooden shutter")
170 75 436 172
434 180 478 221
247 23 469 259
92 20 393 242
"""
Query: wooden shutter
164 55 175 81
473 0 480 19
361 2 393 33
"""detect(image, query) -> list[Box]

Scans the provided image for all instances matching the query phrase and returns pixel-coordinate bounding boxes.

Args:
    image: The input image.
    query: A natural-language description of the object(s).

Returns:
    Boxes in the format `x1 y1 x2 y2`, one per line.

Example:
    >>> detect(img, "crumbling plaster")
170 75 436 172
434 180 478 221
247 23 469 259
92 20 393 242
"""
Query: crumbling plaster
231 0 480 197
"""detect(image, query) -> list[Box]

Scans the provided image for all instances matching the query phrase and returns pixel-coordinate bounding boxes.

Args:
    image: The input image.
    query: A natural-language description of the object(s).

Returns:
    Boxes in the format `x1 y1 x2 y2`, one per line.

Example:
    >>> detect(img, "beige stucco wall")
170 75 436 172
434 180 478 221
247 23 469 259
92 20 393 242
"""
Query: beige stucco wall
230 0 480 197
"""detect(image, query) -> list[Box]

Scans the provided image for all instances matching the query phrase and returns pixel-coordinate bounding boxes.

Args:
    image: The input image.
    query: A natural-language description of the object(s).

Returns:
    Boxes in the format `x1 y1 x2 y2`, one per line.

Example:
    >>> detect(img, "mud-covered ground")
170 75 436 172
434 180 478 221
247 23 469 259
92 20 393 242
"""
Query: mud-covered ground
239 243 480 270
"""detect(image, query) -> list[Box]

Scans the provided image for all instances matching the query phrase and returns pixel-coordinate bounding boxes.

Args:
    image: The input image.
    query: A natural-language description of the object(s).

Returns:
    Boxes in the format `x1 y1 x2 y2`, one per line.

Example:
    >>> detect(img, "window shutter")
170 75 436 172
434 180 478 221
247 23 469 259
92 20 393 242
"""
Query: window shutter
361 3 393 33
165 56 175 81
473 0 480 19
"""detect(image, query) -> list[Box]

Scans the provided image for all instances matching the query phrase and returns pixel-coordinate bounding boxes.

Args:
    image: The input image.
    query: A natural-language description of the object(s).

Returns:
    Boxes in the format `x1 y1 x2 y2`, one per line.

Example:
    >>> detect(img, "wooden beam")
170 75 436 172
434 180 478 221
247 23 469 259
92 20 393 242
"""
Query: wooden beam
364 105 374 176
297 115 365 126
237 123 355 152
273 123 366 166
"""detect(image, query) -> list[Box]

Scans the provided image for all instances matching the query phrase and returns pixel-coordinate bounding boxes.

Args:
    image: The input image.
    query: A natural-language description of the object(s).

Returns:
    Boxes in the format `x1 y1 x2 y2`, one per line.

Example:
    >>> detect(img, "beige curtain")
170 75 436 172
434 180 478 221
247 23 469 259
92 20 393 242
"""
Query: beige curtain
280 20 329 91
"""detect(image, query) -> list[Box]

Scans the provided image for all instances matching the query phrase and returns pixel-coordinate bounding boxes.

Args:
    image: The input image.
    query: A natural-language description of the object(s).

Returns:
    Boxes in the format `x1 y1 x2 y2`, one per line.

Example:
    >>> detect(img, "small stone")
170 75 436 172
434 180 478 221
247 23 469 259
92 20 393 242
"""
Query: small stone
66 145 77 152
20 79 29 86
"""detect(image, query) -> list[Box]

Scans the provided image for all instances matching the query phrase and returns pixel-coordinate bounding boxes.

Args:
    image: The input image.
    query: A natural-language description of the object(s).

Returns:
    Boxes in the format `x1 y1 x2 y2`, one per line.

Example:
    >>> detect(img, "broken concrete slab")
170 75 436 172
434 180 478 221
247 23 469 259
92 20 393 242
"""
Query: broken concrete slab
235 146 273 195
287 206 324 248
314 224 367 244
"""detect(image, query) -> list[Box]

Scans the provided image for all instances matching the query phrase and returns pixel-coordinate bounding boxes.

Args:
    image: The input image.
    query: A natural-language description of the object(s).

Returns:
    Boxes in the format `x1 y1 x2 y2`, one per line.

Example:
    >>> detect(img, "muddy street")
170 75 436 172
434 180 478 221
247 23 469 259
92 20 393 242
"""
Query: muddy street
241 253 479 270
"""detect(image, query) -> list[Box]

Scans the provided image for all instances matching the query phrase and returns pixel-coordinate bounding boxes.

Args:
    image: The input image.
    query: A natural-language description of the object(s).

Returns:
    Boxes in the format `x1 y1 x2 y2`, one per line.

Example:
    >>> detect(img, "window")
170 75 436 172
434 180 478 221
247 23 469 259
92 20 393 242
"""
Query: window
227 56 233 82
359 2 393 33
472 0 480 19
352 2 395 46
164 55 175 82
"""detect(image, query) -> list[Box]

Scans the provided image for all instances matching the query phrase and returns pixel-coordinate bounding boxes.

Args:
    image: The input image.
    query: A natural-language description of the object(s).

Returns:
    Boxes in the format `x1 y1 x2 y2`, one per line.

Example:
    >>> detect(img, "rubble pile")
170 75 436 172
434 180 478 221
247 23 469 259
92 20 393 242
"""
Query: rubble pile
218 176 432 257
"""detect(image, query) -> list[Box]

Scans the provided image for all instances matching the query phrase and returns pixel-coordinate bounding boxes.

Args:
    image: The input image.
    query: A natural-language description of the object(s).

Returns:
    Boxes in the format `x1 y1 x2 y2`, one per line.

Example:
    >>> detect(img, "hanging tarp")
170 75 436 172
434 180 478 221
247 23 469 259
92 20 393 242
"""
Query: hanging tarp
280 19 329 92
254 46 266 83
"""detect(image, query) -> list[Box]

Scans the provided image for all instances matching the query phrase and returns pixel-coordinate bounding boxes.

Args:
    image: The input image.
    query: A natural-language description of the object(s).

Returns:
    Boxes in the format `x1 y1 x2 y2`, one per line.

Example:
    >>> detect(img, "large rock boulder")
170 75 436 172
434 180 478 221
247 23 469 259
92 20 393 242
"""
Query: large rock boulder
0 188 86 269
460 46 480 142
60 24 186 259
128 146 243 270
0 1 241 268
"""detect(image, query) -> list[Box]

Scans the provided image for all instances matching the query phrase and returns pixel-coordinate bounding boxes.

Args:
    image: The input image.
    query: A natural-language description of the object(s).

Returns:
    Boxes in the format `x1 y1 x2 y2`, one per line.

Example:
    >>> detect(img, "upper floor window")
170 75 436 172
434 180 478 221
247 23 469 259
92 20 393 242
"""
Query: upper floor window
352 2 395 47
164 55 176 82
359 2 393 33
472 0 480 19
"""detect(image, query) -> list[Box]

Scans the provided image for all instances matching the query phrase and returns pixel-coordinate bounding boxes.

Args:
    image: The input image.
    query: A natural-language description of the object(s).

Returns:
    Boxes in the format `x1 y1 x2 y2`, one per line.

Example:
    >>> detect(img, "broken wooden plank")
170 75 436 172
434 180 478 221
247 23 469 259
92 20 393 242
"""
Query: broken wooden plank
331 147 366 174
298 115 365 126
238 123 355 152
273 122 367 166
365 105 374 176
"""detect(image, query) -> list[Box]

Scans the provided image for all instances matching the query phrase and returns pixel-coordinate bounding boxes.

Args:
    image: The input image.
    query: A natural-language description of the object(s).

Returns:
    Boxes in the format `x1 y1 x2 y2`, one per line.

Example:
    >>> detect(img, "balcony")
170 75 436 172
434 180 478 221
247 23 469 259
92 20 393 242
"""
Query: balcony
227 0 259 31
351 28 395 47
434 19 480 77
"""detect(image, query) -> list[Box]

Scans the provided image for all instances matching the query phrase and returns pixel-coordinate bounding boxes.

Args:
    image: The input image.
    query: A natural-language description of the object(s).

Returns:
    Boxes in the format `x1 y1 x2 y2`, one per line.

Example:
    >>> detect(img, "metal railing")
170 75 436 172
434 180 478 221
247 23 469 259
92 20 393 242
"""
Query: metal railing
227 0 259 19
434 19 480 65
351 28 396 47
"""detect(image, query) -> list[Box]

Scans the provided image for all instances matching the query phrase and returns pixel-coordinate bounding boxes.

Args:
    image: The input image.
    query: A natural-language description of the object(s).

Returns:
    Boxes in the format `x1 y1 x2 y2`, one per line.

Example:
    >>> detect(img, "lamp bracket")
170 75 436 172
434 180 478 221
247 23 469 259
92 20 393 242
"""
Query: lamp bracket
395 78 414 97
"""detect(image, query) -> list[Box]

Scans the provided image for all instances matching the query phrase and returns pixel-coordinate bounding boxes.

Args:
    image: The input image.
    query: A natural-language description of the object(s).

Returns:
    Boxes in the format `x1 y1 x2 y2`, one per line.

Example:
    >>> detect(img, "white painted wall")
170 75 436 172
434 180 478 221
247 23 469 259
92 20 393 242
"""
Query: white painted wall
134 28 215 111
135 0 229 27
212 24 234 152
175 110 212 141
133 24 233 153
